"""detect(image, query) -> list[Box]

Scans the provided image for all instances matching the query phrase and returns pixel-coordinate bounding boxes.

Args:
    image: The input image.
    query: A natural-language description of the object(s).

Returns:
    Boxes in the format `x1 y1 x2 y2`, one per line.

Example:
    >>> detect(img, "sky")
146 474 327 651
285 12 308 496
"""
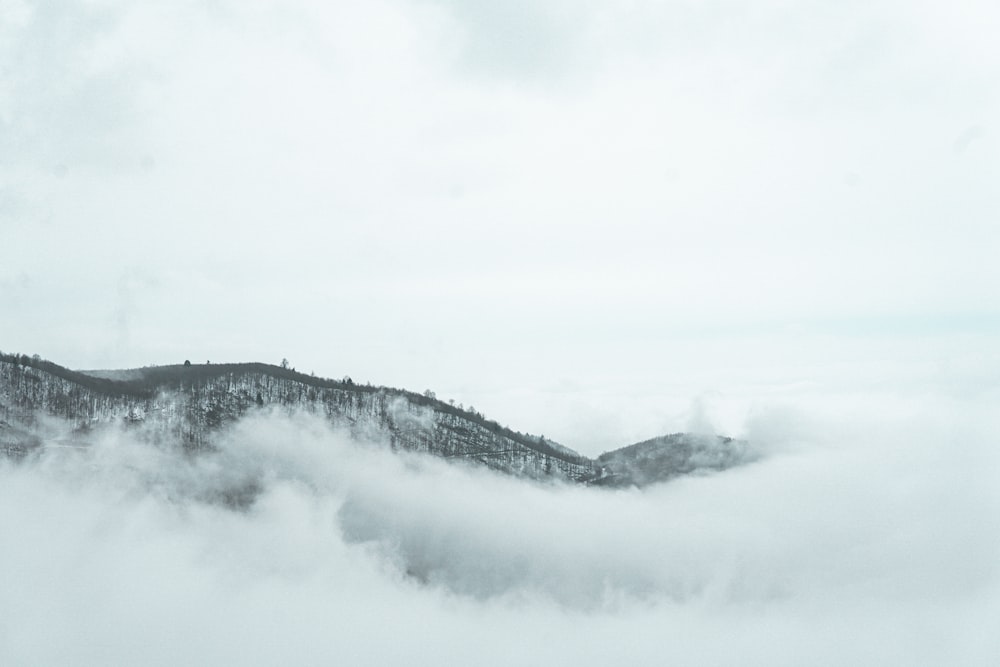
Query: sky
2 0 999 453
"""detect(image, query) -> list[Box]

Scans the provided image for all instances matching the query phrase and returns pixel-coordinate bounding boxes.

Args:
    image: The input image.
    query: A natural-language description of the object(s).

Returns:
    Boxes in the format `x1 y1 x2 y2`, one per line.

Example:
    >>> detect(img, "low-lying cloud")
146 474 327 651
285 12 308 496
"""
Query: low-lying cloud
2 398 997 666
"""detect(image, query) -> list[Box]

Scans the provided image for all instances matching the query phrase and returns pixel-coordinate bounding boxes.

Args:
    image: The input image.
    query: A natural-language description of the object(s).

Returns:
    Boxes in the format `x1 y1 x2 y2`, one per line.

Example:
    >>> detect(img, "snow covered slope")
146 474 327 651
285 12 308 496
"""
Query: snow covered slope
0 353 752 486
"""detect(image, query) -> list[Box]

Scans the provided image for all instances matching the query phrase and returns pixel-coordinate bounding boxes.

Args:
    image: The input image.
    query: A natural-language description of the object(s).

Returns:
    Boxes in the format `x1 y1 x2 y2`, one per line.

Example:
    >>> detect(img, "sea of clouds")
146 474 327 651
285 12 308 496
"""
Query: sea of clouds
2 395 997 666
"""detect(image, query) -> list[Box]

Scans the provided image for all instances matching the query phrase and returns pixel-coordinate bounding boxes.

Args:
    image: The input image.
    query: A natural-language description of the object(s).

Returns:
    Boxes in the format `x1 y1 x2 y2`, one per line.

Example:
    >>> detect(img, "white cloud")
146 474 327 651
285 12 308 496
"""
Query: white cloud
0 401 997 665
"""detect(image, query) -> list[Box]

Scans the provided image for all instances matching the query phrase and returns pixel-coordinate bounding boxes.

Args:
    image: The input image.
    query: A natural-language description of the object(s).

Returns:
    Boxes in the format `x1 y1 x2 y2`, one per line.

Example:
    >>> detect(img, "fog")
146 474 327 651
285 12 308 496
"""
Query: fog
2 396 997 665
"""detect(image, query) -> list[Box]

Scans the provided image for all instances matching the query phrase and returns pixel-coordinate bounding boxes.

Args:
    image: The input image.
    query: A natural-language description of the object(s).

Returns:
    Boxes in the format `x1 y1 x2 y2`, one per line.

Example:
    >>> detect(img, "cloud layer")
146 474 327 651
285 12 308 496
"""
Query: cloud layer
1 398 997 665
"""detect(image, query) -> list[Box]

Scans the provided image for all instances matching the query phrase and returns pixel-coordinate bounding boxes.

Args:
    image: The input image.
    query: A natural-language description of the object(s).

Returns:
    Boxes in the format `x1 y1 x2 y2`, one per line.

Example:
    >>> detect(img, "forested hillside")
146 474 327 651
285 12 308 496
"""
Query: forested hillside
0 352 752 486
0 353 594 481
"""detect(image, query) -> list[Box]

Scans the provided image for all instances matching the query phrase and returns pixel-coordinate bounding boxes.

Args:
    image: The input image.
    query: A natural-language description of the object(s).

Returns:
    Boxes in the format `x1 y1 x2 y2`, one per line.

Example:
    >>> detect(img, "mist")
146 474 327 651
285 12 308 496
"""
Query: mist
2 395 997 666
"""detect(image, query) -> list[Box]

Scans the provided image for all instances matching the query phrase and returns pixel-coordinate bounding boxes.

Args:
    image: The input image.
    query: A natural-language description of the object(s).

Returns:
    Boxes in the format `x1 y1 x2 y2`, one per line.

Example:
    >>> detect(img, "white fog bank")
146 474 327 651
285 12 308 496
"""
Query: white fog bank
1 397 997 666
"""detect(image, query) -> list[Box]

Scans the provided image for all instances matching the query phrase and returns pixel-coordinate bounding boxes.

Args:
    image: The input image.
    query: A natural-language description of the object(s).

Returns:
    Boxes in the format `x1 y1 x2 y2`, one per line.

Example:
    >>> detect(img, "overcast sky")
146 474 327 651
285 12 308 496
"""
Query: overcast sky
2 0 998 453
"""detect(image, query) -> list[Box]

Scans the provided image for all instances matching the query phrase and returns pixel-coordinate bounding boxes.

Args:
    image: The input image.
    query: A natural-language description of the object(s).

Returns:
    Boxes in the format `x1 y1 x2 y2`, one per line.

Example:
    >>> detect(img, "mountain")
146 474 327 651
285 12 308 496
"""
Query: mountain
592 433 753 487
0 352 753 486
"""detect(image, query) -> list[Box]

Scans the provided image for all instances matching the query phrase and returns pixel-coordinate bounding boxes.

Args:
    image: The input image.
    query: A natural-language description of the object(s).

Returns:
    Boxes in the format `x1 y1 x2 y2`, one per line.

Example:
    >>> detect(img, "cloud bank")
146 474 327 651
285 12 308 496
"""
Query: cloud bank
1 398 997 665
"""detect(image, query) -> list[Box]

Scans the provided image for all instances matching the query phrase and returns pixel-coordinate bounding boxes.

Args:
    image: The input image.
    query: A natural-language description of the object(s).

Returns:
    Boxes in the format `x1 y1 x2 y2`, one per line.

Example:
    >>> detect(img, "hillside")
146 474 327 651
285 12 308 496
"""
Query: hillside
0 352 752 486
593 433 755 487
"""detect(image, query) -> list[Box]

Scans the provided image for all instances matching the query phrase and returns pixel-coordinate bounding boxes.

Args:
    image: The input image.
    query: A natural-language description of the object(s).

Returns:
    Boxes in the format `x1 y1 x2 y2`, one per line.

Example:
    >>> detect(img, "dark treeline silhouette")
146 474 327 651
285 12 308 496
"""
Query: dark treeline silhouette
0 352 589 466
0 351 144 397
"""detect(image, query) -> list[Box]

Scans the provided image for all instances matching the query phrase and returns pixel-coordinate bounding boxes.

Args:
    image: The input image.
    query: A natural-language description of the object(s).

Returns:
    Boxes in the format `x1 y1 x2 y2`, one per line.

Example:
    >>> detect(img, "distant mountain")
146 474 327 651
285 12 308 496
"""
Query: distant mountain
0 352 753 487
592 433 754 487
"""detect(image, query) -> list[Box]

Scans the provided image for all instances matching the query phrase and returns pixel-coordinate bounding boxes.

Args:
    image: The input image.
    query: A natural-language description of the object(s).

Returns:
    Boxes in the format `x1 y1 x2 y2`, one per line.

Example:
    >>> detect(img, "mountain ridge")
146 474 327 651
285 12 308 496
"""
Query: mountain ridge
0 351 752 486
